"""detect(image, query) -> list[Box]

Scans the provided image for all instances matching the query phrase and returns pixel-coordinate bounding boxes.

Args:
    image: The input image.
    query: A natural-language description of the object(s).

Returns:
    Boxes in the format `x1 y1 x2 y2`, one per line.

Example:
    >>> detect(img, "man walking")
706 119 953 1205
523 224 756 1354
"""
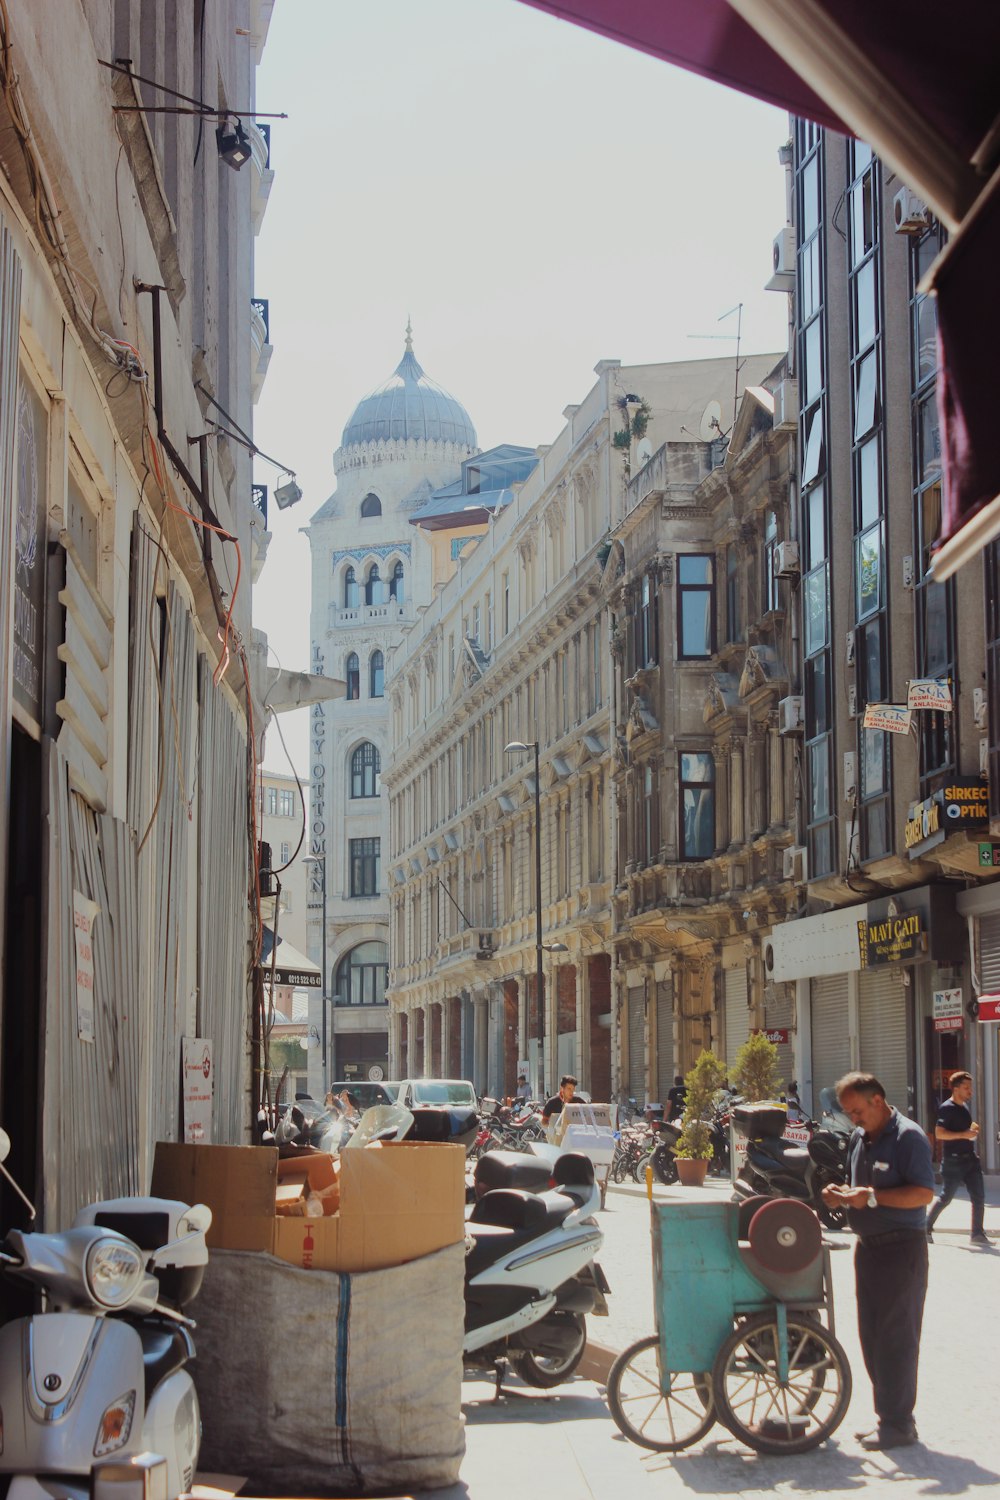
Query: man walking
822 1072 935 1451
926 1071 989 1245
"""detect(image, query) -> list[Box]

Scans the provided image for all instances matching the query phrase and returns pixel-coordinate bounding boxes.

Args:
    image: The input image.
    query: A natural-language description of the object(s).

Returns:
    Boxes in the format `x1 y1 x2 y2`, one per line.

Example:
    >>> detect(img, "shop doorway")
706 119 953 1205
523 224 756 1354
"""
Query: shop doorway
924 1017 966 1162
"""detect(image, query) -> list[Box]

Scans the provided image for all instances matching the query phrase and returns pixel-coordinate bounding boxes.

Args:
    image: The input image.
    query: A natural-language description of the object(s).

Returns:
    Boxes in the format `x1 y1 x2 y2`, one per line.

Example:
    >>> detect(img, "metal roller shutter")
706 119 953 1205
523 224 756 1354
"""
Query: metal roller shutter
724 967 751 1068
858 969 910 1112
764 985 796 1094
810 974 850 1101
978 913 1000 991
627 986 645 1099
655 980 674 1106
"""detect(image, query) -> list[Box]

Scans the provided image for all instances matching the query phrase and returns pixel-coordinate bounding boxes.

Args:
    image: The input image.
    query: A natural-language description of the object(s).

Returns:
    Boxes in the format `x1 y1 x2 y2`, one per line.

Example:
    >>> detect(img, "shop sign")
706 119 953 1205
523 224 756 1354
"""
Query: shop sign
752 1027 789 1045
932 987 963 1019
182 1037 214 1144
858 900 925 967
974 994 1000 1023
933 1016 964 1033
907 678 953 712
905 793 944 858
73 890 99 1044
862 703 912 734
783 1123 811 1145
978 842 1000 868
940 777 989 830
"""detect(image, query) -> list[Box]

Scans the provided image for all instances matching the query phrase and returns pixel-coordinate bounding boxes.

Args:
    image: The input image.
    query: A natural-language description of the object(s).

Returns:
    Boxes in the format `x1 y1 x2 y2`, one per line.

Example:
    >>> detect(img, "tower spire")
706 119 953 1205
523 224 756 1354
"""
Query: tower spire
404 315 413 353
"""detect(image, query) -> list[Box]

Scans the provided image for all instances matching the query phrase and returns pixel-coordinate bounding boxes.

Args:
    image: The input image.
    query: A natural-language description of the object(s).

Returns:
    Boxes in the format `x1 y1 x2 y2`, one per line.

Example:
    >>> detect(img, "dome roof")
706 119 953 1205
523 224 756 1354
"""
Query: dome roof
340 326 477 450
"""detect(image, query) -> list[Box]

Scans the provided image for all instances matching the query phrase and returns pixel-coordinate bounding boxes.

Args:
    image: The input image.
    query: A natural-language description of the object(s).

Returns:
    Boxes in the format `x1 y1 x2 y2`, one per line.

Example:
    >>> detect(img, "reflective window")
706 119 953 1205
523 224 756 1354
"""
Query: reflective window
346 652 360 701
334 940 388 1005
349 838 380 897
677 555 714 658
360 493 382 518
679 752 715 860
369 649 384 698
344 566 359 608
350 742 381 798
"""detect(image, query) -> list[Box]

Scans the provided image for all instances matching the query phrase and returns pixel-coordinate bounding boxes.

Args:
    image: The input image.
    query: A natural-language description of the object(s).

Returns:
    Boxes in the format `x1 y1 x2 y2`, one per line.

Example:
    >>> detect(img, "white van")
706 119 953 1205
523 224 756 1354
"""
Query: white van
396 1078 478 1110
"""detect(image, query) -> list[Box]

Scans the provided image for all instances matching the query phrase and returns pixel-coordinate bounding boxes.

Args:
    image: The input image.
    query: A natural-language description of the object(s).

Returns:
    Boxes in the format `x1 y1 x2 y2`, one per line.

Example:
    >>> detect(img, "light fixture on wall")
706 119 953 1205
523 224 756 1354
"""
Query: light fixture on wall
274 474 303 510
216 117 252 170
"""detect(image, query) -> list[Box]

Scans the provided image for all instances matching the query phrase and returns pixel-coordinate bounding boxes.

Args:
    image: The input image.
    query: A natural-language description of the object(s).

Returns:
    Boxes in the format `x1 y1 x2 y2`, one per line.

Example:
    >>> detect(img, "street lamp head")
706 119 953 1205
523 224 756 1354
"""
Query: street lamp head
504 740 530 754
541 941 569 953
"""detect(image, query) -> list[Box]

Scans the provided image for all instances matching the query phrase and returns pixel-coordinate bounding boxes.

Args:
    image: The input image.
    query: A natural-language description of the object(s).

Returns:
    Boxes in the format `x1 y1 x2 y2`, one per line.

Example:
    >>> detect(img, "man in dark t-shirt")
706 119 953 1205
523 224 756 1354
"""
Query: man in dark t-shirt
926 1071 988 1244
541 1075 577 1140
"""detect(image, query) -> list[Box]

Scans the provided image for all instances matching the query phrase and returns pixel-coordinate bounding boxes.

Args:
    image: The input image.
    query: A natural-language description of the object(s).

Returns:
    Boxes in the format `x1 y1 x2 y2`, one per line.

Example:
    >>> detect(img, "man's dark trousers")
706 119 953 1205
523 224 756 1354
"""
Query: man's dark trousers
927 1154 985 1235
855 1234 928 1433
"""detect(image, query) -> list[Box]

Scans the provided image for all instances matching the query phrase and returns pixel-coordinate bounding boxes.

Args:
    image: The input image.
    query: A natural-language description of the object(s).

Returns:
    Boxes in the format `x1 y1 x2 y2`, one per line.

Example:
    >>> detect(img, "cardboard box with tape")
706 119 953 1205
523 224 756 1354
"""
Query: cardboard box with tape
151 1139 465 1272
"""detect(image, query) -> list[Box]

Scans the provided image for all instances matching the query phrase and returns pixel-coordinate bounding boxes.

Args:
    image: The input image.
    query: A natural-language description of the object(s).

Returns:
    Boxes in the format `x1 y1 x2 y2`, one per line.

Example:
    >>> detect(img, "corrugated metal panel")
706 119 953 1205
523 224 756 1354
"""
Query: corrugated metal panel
655 980 674 1105
43 747 140 1226
810 973 850 1098
724 966 751 1067
56 541 112 811
0 222 21 1024
197 655 251 1141
626 985 645 1099
859 968 910 1111
764 985 796 1093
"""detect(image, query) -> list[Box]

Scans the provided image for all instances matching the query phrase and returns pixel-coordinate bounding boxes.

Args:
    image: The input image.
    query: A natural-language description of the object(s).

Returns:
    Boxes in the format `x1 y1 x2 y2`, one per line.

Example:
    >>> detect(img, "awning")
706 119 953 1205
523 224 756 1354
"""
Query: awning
518 0 1000 575
259 927 321 989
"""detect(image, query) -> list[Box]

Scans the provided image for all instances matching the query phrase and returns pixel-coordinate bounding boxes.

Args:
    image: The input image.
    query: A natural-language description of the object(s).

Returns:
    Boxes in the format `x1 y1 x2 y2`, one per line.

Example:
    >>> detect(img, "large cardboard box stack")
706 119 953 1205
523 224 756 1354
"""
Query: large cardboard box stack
151 1139 466 1272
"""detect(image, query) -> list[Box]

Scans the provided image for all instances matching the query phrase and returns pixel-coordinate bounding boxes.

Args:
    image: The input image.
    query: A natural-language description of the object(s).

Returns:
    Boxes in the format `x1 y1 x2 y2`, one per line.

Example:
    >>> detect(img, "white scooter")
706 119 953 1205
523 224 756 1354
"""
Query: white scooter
0 1128 211 1500
464 1151 609 1388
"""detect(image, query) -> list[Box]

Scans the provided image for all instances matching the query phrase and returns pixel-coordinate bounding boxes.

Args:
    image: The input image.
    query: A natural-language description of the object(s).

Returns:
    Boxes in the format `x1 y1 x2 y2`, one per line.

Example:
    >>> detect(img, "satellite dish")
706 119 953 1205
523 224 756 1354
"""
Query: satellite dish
698 399 723 441
636 437 653 466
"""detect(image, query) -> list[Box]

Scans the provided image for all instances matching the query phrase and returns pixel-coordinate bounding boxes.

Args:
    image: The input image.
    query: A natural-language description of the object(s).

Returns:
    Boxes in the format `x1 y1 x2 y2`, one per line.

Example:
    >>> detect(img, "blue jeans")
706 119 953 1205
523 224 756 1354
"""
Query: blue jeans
927 1153 985 1235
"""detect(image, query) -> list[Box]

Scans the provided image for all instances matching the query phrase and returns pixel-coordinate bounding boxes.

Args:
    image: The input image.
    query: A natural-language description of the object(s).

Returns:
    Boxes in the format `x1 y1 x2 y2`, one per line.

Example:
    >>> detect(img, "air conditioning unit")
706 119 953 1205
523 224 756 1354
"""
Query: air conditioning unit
766 226 796 292
782 845 807 882
778 695 804 735
893 187 930 235
773 539 800 578
773 377 798 430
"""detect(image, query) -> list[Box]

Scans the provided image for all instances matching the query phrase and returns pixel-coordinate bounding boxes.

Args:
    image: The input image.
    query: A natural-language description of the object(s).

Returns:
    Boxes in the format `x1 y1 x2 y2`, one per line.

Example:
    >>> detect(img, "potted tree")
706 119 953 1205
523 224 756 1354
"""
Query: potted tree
674 1049 728 1186
730 1031 784 1104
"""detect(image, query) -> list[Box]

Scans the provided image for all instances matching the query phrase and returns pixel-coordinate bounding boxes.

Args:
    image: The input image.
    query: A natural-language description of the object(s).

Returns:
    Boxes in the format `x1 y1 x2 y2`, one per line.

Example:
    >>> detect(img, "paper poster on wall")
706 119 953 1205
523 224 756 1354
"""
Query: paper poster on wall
72 890 100 1043
182 1038 214 1144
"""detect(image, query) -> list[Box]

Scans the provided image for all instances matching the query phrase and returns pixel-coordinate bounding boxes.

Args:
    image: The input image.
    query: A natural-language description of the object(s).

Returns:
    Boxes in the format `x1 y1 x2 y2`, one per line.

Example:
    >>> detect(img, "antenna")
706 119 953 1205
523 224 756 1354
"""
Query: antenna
687 301 745 433
698 400 723 442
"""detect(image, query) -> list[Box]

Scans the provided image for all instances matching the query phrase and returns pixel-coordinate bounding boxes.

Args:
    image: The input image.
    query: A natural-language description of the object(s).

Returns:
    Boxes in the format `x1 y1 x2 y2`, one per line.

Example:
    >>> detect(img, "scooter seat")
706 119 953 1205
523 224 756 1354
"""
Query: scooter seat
465 1220 527 1279
138 1322 191 1403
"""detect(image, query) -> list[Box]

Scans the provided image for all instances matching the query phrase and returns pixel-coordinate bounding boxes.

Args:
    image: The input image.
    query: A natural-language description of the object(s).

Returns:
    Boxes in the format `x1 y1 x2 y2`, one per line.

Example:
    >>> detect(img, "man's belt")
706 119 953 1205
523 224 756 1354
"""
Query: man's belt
858 1228 928 1248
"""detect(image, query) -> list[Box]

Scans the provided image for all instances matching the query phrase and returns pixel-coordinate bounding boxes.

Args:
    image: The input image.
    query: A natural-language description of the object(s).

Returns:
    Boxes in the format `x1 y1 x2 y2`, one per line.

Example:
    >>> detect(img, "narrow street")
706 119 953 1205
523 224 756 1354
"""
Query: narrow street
432 1179 1000 1499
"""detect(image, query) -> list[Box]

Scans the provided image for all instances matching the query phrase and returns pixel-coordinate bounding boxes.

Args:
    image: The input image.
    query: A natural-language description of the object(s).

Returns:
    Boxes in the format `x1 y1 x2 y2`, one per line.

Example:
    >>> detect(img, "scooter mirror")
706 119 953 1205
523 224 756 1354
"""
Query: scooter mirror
0 1129 9 1163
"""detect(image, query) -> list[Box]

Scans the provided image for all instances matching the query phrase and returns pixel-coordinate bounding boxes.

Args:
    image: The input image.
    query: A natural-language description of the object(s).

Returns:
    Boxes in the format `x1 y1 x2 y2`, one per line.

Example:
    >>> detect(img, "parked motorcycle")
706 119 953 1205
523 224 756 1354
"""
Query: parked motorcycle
463 1149 610 1387
0 1127 211 1500
731 1091 852 1230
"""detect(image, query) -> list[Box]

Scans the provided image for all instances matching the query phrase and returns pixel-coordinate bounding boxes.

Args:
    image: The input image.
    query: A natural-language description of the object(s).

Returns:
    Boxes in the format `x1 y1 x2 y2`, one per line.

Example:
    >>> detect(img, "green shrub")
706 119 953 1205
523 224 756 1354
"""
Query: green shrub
731 1031 783 1103
676 1049 728 1159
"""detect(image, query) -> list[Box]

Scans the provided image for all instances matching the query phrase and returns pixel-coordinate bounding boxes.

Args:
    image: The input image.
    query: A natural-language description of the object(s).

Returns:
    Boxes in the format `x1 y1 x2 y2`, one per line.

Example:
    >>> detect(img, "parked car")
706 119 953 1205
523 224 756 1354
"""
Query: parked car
396 1078 478 1109
326 1081 400 1110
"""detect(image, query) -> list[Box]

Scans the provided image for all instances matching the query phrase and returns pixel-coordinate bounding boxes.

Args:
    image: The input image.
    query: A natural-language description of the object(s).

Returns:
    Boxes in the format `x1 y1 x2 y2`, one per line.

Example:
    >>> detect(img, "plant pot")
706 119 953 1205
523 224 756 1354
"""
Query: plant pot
675 1157 709 1187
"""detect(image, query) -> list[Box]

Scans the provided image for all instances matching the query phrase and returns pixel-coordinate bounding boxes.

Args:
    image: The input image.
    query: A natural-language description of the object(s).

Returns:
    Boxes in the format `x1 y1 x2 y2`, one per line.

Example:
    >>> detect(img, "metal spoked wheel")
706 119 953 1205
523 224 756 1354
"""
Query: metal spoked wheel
606 1335 715 1452
711 1311 852 1454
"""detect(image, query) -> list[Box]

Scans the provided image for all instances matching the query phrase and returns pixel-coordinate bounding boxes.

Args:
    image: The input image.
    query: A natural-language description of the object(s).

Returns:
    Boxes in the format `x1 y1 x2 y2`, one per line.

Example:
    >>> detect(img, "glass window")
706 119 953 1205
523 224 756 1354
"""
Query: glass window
802 408 824 485
360 493 381 518
913 293 938 388
389 561 405 601
856 524 882 620
854 351 878 441
677 555 714 658
365 564 383 606
804 564 829 655
805 654 829 737
369 649 384 698
806 484 826 570
804 320 823 406
334 941 388 1006
265 786 278 815
850 170 875 267
278 789 294 817
917 393 941 484
861 728 886 798
801 155 819 240
857 437 880 529
854 257 877 352
808 739 830 820
763 510 778 613
346 652 360 701
349 837 380 897
726 544 741 643
344 566 359 608
351 742 381 798
679 752 715 860
857 617 884 706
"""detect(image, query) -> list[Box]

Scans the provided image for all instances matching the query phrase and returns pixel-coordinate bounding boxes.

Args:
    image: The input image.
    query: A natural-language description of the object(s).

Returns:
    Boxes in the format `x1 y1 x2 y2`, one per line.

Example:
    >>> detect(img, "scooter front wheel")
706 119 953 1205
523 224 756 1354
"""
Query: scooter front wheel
511 1312 587 1388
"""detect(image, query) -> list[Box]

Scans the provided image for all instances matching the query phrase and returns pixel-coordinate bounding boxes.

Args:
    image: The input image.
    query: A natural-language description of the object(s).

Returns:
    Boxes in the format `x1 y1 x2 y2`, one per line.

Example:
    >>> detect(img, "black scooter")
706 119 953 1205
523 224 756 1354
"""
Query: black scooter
731 1092 851 1230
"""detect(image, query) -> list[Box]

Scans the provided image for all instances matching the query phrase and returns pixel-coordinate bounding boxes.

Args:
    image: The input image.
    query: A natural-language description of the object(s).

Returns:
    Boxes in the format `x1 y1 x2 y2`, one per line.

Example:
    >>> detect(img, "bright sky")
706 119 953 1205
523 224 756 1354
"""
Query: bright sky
251 0 790 775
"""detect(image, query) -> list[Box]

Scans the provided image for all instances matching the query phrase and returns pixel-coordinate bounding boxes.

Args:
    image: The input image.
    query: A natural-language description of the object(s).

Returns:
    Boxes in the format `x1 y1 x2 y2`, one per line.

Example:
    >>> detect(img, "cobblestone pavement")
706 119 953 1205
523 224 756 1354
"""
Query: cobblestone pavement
425 1174 1000 1499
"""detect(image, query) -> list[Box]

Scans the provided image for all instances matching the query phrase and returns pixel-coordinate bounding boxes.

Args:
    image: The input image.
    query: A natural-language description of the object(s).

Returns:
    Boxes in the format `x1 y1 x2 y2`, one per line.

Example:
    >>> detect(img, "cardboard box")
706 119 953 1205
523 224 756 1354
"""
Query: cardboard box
273 1142 465 1272
152 1140 465 1273
152 1144 277 1252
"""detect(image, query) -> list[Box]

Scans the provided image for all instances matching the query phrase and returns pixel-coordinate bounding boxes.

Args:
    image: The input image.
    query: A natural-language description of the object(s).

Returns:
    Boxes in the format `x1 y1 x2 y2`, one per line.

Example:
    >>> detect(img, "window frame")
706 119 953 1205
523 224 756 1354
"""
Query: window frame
349 836 381 897
676 554 715 661
350 741 381 799
678 750 715 861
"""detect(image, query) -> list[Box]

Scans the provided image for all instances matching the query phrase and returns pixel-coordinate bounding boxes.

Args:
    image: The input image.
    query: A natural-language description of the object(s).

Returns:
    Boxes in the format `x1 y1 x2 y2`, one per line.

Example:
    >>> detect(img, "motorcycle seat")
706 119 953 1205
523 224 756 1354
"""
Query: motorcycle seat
138 1322 191 1403
753 1139 810 1167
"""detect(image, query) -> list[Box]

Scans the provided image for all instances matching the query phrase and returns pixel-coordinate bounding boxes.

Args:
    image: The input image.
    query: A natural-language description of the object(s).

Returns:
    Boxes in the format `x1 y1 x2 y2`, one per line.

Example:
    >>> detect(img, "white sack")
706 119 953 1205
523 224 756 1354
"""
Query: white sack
193 1243 466 1494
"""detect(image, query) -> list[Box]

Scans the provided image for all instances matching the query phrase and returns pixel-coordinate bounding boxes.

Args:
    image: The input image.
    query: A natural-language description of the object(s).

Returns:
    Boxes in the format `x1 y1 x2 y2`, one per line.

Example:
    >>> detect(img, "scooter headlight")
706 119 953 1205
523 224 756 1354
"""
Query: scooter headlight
85 1237 144 1309
94 1391 135 1457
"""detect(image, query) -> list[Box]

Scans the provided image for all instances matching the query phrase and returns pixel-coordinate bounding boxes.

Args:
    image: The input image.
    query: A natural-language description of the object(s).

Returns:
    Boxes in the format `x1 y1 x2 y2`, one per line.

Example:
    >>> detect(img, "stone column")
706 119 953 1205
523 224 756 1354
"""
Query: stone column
768 710 784 830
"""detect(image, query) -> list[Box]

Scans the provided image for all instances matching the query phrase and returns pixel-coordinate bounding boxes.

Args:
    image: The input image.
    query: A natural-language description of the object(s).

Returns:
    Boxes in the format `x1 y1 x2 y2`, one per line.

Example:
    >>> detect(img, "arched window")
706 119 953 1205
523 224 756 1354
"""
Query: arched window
365 563 384 606
346 652 360 701
390 561 405 602
334 941 388 1006
369 649 384 698
350 741 381 798
360 493 382 519
344 565 359 608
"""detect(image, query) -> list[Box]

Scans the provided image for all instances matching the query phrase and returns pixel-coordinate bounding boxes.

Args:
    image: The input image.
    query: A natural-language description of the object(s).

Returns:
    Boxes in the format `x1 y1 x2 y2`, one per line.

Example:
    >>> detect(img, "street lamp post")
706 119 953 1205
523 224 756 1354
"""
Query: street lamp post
503 741 567 1096
303 855 329 1094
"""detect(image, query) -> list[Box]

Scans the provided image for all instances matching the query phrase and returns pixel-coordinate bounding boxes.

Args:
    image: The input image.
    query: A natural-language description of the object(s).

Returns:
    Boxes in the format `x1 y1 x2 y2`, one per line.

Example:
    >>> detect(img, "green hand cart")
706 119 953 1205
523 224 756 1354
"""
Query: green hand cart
607 1189 852 1456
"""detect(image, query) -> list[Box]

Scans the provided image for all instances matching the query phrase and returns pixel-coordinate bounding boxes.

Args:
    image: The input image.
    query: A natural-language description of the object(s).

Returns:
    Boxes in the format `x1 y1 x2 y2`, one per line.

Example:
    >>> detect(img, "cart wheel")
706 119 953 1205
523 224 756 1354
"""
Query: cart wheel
606 1335 715 1452
711 1311 851 1454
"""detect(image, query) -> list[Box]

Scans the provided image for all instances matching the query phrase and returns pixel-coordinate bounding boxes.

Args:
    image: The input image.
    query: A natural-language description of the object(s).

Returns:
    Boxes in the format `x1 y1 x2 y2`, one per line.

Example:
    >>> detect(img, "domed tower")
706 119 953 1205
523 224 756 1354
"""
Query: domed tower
304 327 476 1094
